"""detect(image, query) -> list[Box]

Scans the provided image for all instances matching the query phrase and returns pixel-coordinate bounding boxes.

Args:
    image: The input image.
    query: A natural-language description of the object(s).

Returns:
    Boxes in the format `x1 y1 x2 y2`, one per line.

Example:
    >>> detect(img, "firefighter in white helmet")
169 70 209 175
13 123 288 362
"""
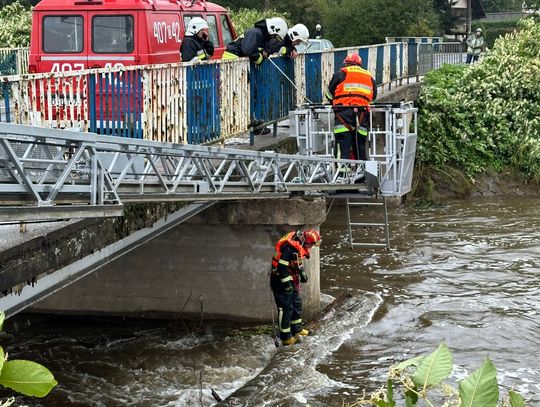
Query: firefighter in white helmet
181 17 214 62
274 23 309 59
223 17 288 64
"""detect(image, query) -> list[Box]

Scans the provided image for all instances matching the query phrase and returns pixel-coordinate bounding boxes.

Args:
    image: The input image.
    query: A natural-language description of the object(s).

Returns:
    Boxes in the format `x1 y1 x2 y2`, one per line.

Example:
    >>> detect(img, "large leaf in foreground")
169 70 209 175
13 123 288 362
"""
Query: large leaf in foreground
0 360 58 397
410 342 453 390
459 357 499 407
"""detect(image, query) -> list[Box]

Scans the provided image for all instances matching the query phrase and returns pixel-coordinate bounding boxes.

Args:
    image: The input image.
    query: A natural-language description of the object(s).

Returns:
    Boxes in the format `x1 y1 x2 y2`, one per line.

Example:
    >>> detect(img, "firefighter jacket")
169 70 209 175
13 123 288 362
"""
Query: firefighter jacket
267 33 296 58
180 34 215 62
225 19 274 64
270 232 308 293
327 66 377 107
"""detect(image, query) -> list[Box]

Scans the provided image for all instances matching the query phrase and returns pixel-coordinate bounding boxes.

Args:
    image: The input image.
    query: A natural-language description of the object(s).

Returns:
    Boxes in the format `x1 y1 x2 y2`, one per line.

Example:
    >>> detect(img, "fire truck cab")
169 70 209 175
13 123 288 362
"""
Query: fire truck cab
28 0 236 73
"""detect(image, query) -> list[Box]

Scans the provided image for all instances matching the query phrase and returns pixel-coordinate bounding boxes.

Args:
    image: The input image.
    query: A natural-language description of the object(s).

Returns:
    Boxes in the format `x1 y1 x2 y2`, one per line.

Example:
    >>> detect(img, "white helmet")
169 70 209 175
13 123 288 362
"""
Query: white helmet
316 24 322 30
186 17 208 36
266 17 288 41
288 24 309 44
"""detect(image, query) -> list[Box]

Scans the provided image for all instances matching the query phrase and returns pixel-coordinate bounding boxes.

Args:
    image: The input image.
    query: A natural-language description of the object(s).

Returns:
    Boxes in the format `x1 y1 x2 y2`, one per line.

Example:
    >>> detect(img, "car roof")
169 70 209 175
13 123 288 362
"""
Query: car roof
34 0 227 12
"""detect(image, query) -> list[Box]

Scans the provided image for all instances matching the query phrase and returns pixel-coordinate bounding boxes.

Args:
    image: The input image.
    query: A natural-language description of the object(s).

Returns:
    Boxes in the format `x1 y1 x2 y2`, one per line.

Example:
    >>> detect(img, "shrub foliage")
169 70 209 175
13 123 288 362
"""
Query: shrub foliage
0 1 32 47
417 18 540 180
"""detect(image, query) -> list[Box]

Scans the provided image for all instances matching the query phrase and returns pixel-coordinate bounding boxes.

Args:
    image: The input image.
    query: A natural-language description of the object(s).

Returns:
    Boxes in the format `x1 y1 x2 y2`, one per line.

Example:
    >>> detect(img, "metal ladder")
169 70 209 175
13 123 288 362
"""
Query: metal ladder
345 195 390 250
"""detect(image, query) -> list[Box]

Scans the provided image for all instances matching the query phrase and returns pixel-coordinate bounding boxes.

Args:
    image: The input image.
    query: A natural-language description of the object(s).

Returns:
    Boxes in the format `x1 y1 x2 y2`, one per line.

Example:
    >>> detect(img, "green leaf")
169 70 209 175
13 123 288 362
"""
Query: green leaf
0 311 4 331
0 360 58 397
0 346 4 373
395 355 425 372
386 379 396 407
405 389 418 407
459 357 499 407
508 390 526 407
410 342 453 390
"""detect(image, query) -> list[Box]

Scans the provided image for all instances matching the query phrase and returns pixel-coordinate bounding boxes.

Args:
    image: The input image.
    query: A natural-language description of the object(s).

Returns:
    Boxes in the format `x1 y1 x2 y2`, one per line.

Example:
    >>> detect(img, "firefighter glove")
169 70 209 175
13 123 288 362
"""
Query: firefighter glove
300 271 308 283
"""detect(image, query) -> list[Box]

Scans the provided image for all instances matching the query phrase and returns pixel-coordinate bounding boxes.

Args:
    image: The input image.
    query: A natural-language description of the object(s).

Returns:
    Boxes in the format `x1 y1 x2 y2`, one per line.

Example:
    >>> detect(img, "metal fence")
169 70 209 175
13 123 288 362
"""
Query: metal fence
0 48 29 76
0 41 463 144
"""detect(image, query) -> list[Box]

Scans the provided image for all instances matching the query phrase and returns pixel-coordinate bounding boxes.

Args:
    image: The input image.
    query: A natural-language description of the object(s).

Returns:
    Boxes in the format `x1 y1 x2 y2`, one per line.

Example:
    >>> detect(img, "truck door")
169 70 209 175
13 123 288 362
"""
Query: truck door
40 13 87 73
87 11 136 69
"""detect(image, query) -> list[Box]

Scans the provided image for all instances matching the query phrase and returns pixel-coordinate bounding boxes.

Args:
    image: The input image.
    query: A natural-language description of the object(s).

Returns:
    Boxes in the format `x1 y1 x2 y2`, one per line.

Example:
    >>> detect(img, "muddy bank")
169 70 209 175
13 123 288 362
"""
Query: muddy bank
411 165 540 200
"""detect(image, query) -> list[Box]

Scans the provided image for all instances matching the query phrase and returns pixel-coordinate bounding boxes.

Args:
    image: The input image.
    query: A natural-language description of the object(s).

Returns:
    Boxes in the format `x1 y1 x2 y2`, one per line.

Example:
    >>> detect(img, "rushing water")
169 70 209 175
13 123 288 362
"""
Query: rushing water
2 196 539 406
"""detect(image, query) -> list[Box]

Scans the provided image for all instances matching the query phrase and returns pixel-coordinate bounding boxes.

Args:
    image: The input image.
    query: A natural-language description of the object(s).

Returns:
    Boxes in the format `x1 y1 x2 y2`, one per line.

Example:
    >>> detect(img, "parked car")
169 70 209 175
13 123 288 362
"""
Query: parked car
296 38 334 53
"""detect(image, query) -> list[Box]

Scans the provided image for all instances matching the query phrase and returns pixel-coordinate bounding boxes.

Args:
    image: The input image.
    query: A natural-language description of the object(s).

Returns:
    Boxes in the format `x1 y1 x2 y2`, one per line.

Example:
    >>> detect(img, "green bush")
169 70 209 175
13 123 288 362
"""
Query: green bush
473 18 522 48
417 18 540 181
0 1 31 47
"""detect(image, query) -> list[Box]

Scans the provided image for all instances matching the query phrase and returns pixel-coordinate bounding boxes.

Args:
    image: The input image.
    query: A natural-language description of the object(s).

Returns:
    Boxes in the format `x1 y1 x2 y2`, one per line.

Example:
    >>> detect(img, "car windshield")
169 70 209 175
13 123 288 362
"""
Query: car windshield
296 39 333 53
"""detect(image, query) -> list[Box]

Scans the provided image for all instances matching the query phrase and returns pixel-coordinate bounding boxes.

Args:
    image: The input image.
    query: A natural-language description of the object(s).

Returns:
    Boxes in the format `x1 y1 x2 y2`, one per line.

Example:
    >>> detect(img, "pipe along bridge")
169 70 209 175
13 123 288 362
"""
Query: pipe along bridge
0 102 417 223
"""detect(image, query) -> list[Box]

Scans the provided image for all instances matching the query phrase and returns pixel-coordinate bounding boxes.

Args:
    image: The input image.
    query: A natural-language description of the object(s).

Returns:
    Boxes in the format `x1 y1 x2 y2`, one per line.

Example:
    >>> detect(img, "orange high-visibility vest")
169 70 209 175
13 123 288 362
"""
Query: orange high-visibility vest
271 232 306 270
333 66 374 107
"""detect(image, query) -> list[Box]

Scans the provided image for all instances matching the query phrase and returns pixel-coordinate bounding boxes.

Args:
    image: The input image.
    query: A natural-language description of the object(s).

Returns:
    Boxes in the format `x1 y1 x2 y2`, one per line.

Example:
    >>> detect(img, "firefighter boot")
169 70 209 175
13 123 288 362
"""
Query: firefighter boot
296 329 309 337
282 336 298 346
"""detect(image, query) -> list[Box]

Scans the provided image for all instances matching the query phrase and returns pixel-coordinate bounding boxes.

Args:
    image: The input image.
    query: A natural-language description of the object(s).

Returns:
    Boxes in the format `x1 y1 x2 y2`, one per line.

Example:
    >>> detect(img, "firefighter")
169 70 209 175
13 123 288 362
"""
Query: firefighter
222 17 288 64
270 229 322 346
181 17 215 62
326 53 377 161
273 23 310 59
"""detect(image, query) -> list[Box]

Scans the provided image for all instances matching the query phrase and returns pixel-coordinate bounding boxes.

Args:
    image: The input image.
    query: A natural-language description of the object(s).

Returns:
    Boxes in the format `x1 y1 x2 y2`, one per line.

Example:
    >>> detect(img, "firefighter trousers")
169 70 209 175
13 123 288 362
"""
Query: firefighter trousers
273 289 303 340
335 129 368 161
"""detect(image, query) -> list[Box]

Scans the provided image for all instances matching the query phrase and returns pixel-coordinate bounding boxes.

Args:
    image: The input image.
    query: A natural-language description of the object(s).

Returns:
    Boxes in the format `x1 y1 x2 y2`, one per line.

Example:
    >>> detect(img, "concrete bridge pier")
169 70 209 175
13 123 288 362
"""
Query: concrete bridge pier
33 197 327 322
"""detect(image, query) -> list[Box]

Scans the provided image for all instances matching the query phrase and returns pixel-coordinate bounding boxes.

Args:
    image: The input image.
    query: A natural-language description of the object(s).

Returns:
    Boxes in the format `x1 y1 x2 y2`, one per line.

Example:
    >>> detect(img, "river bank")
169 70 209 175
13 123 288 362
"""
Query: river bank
411 165 540 200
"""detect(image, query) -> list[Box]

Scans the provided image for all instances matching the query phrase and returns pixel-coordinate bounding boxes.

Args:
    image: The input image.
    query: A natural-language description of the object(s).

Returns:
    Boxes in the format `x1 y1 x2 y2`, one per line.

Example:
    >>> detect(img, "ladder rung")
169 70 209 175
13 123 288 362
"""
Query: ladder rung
348 202 384 206
351 242 388 247
350 222 386 227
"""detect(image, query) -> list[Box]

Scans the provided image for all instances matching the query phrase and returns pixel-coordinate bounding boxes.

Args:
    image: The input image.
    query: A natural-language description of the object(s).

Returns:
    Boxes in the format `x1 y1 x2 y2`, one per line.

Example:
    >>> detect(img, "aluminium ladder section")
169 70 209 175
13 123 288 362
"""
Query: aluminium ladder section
0 123 369 222
346 102 417 249
345 195 390 249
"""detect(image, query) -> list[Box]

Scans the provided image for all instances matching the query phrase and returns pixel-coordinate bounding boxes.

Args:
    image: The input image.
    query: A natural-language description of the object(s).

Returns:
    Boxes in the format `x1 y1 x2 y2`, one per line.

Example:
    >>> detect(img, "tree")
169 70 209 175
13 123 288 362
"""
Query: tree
433 0 460 35
483 0 522 12
0 1 32 48
320 0 439 47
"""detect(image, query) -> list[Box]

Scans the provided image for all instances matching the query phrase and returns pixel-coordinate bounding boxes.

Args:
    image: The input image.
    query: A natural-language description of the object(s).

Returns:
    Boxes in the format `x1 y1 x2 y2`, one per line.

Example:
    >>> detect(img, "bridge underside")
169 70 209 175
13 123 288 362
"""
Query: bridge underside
0 198 326 321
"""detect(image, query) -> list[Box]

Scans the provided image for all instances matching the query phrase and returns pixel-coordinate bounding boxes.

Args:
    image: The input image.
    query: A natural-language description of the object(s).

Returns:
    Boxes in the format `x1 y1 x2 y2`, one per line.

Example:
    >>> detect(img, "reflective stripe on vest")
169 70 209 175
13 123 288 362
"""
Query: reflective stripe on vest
333 66 374 107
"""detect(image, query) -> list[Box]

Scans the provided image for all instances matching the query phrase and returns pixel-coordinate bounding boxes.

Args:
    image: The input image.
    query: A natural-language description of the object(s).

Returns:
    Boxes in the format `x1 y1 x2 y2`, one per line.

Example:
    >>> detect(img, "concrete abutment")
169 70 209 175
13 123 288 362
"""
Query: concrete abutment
33 197 327 322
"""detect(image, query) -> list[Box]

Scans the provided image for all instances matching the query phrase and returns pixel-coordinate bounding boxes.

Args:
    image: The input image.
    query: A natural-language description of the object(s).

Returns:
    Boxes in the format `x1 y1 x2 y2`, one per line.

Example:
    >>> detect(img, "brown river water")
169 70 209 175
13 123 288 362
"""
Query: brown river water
1 195 539 406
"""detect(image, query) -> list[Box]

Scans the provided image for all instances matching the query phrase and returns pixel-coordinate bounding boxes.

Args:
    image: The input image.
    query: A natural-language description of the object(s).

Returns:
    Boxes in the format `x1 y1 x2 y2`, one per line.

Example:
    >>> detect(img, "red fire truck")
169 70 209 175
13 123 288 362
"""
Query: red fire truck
28 0 236 73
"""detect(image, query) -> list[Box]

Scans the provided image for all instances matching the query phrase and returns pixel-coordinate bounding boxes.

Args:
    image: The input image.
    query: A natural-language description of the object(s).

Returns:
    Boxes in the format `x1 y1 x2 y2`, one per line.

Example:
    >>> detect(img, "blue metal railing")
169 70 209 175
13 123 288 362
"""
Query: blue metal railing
0 39 463 144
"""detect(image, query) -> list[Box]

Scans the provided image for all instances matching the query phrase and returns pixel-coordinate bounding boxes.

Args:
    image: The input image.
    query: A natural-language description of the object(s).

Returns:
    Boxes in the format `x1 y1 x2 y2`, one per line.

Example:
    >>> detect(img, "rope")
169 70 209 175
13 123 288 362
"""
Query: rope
267 58 313 104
